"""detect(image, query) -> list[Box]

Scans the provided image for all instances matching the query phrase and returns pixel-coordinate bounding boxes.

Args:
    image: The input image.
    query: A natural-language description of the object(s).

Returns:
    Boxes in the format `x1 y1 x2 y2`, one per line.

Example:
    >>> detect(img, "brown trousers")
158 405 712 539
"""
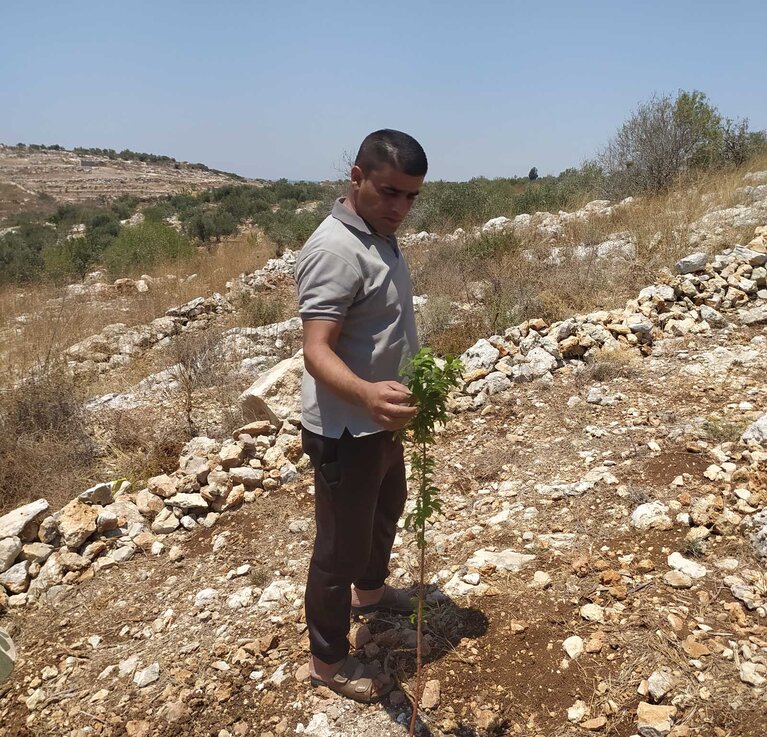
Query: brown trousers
301 426 408 664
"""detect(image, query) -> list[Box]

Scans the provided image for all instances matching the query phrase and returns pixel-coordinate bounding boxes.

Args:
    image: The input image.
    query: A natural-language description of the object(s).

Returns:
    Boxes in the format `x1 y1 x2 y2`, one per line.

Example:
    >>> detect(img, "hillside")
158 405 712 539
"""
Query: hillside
1 162 766 736
0 145 250 219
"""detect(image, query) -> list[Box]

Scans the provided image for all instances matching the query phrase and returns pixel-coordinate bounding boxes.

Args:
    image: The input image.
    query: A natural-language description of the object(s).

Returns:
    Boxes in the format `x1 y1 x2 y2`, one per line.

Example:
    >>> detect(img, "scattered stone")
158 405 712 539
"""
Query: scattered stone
631 502 672 530
580 604 605 623
567 699 589 722
667 552 707 579
664 570 693 589
563 635 584 659
739 661 767 687
637 702 676 736
647 668 675 702
421 679 440 709
133 662 160 687
467 548 536 572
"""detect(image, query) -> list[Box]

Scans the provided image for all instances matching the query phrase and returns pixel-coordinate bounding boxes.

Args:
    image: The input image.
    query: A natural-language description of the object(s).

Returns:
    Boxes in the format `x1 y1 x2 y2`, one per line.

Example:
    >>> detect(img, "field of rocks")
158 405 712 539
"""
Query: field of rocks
1 171 767 736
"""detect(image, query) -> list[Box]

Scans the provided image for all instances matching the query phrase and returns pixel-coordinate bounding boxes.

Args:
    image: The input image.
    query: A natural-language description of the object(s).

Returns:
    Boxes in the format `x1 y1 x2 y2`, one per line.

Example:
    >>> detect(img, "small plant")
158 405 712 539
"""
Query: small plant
400 347 462 736
702 415 749 444
236 292 286 328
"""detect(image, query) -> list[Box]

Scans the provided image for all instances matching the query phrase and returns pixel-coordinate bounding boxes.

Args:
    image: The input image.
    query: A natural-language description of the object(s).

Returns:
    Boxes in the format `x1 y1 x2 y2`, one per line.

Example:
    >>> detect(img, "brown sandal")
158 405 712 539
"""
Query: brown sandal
310 655 393 703
351 584 416 616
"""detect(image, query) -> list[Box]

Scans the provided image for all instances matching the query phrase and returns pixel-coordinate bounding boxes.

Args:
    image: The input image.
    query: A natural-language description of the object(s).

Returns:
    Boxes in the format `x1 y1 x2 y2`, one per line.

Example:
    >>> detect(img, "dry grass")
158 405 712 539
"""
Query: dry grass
0 228 278 387
409 157 767 356
0 368 99 513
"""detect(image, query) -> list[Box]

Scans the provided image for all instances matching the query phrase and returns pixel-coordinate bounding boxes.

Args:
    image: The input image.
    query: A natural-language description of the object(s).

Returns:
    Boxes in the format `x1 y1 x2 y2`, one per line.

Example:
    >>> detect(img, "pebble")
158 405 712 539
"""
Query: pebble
563 635 584 659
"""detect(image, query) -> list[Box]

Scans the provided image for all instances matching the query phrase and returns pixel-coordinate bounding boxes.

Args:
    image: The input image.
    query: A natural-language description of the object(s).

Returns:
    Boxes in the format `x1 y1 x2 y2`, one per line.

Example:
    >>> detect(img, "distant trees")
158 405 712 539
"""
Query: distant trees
598 90 767 197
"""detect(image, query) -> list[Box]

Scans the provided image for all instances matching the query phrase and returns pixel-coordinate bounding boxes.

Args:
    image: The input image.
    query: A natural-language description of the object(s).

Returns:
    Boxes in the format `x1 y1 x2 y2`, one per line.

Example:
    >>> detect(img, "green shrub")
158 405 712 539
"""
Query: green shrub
103 220 195 276
0 223 57 284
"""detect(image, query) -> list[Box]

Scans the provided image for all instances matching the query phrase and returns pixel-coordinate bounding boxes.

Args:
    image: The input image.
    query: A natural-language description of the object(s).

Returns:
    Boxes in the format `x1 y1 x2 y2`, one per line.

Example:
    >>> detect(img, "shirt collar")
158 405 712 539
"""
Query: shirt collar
330 197 399 255
331 197 372 235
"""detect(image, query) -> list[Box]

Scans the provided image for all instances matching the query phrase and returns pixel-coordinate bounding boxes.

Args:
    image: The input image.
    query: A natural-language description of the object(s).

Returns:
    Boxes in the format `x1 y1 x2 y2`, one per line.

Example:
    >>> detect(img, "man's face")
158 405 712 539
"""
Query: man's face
350 163 424 236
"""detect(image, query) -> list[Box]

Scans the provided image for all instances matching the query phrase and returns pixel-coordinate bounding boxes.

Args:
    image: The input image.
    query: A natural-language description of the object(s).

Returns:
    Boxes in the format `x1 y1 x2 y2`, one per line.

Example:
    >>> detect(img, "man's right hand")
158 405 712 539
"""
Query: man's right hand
361 381 418 431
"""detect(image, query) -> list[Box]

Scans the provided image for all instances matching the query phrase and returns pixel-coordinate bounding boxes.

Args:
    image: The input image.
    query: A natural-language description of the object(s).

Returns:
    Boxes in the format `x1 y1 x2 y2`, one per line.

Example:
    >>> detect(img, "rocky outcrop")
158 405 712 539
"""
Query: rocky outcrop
455 229 767 409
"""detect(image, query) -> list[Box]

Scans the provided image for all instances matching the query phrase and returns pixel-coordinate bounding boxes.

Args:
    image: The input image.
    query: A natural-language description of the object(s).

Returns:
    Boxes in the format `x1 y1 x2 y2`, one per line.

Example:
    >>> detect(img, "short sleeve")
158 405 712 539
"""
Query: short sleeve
295 248 363 321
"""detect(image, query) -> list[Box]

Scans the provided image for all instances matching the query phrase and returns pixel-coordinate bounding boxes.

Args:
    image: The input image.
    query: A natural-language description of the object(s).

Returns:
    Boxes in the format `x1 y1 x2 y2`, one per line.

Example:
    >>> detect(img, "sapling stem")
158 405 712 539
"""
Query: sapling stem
400 348 462 737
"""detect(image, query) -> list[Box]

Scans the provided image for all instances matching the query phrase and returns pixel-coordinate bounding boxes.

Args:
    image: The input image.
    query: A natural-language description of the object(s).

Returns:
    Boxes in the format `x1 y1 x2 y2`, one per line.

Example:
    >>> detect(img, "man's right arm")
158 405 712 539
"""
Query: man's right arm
302 319 417 432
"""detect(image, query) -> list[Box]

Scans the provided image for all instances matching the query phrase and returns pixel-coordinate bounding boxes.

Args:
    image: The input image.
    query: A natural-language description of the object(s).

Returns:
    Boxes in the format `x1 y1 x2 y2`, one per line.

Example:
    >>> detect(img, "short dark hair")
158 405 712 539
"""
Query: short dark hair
354 129 428 177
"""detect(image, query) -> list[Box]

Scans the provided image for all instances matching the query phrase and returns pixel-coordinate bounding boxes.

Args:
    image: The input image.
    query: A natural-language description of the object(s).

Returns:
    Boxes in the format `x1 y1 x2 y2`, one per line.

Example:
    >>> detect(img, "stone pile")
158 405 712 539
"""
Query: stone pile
64 293 232 375
401 197 637 251
62 249 300 379
0 419 305 611
454 228 767 410
226 249 297 298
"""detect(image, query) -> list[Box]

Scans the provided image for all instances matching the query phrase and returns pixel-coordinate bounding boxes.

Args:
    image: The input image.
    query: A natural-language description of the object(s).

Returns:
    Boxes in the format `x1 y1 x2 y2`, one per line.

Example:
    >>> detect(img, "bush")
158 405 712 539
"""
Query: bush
0 223 56 284
598 89 765 197
102 220 195 276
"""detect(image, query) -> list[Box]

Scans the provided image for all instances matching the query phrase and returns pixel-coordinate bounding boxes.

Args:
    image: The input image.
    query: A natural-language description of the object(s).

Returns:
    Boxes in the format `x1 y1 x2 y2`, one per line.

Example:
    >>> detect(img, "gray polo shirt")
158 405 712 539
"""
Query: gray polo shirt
294 198 419 438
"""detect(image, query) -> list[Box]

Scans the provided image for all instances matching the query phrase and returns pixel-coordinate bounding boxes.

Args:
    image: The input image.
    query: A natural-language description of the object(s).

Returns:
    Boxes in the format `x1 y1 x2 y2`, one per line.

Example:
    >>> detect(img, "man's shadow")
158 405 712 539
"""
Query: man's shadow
355 590 505 737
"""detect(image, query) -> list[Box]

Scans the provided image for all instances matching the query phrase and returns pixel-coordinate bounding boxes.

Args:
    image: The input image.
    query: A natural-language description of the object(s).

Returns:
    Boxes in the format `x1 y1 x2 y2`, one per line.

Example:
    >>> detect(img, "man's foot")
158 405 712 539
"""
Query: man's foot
309 655 393 703
351 584 415 615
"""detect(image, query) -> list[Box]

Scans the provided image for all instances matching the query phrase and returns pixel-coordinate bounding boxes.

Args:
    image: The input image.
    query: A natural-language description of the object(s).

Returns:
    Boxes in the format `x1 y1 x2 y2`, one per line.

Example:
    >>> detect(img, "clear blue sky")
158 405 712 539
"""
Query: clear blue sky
2 0 766 181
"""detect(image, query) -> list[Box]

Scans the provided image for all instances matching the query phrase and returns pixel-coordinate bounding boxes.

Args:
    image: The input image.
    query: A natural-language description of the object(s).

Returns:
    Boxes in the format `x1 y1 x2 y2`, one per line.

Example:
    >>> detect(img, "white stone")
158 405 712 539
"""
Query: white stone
740 661 767 687
133 662 160 687
631 502 673 530
467 548 536 572
227 587 253 609
0 537 22 573
742 412 767 446
0 499 49 539
579 604 605 623
563 635 584 659
567 699 589 722
668 552 707 579
647 668 675 701
194 588 219 607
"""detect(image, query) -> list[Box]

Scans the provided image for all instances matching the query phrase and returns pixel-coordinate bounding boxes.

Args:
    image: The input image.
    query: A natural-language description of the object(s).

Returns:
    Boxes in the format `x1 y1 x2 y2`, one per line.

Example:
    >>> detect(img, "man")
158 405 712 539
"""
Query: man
294 129 427 702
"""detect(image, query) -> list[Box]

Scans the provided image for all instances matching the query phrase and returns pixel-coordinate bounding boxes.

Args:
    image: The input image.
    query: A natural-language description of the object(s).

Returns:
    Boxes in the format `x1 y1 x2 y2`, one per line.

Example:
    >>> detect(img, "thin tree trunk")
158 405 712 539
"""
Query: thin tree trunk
409 519 426 736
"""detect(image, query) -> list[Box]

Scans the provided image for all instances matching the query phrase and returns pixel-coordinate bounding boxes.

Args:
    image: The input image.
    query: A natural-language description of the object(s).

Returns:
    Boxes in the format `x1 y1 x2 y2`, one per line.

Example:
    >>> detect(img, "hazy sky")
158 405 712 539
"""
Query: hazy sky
2 1 766 181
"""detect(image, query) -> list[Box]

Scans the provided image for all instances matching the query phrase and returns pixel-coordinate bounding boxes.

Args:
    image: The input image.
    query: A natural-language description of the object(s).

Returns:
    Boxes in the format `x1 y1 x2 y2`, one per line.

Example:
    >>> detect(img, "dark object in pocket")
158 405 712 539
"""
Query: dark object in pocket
320 461 342 487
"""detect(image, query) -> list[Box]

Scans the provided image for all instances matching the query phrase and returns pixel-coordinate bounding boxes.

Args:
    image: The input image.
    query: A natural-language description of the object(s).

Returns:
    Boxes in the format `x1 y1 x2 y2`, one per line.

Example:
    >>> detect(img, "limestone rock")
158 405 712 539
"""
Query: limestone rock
0 560 29 594
675 252 708 275
148 474 177 499
467 548 536 572
631 502 672 530
133 662 160 687
580 604 605 623
742 412 767 447
239 351 303 425
0 537 22 574
739 661 767 687
563 635 584 659
0 499 49 539
667 552 707 579
637 702 676 736
647 668 675 701
78 482 114 505
460 339 500 374
421 679 440 709
57 499 99 549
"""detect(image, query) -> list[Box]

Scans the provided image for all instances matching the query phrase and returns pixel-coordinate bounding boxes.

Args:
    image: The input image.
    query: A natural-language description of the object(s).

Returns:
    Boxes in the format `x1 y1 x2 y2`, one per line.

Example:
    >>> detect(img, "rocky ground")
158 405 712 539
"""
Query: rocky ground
1 238 767 735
